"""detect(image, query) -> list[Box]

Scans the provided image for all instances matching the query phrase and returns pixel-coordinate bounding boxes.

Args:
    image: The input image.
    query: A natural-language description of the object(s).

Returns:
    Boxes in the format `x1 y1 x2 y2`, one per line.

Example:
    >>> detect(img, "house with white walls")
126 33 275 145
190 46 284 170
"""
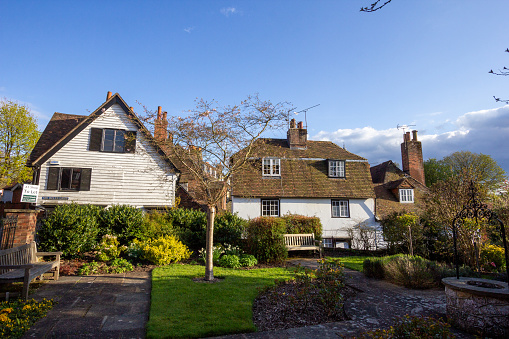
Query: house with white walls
26 92 179 209
231 119 377 248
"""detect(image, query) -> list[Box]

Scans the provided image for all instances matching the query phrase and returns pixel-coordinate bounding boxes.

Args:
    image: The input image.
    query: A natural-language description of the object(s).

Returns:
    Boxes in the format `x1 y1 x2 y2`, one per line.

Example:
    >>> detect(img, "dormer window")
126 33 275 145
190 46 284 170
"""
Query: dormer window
328 160 345 178
262 158 280 176
399 189 414 203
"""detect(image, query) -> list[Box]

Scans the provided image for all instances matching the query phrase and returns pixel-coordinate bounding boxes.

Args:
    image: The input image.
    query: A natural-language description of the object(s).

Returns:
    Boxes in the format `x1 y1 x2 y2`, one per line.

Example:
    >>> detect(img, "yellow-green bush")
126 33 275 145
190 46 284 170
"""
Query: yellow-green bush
481 244 506 272
137 236 192 265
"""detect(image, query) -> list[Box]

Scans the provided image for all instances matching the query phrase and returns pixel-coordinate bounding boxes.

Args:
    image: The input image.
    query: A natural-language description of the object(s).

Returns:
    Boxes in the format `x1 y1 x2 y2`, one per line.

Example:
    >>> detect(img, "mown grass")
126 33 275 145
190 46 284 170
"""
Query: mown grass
335 256 373 272
147 264 294 339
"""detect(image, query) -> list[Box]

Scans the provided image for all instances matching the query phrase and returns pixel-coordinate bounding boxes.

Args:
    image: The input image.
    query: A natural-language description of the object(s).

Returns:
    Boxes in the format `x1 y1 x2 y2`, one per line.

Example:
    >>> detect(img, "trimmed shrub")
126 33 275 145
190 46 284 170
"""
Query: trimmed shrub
363 258 385 279
218 254 241 269
246 217 288 263
140 211 176 240
382 254 435 289
38 203 102 258
167 208 207 250
282 214 322 239
214 212 247 247
138 235 192 265
99 205 144 244
239 254 258 267
95 234 125 262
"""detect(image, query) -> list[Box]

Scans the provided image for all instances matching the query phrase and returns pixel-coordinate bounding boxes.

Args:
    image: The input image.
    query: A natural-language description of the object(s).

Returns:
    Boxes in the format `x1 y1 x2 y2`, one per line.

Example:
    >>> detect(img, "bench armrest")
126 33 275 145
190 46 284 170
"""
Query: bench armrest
36 251 63 257
0 264 35 270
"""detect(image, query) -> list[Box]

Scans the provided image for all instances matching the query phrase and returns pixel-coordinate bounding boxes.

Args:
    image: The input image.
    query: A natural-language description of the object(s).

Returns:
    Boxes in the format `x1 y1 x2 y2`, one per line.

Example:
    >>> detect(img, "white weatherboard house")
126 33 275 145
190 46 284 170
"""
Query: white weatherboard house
231 119 378 248
27 92 178 209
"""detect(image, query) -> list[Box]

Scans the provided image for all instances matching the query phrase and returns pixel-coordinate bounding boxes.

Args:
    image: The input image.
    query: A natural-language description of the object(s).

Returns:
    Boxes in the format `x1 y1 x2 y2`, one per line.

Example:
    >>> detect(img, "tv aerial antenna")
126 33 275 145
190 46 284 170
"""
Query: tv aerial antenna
291 104 320 129
397 124 416 134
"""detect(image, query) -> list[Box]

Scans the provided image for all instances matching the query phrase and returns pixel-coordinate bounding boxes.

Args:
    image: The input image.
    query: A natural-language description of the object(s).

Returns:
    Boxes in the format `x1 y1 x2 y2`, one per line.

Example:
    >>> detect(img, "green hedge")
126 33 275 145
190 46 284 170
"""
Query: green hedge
246 217 288 263
38 203 103 258
282 214 322 239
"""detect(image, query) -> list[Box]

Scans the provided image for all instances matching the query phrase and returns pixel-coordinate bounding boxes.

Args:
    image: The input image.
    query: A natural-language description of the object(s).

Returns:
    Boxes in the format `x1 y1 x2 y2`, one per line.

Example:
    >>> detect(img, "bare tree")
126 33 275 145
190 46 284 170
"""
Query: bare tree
146 95 292 280
489 48 509 104
360 0 393 12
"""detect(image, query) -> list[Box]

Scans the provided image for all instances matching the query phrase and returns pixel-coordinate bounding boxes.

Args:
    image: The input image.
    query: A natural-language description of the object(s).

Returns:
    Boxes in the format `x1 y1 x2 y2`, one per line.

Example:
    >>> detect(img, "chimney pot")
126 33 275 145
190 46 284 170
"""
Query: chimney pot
129 107 133 111
297 121 303 129
290 118 296 128
106 91 112 100
157 106 162 119
412 130 418 141
404 132 411 142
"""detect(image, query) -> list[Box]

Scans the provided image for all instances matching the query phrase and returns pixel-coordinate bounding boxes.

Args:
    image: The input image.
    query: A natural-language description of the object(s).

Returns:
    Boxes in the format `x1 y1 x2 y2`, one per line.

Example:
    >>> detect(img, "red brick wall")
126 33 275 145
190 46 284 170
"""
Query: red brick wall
401 132 425 185
5 209 38 247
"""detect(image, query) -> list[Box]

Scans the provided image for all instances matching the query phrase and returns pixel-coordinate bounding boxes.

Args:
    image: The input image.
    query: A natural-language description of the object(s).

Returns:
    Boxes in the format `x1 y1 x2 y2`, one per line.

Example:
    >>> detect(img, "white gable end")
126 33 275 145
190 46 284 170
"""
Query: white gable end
36 104 177 208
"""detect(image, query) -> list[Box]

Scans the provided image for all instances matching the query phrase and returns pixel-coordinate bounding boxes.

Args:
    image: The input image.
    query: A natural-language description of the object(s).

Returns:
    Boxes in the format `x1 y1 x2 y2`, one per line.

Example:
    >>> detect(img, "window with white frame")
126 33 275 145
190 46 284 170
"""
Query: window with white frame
399 189 414 203
328 160 345 178
261 199 280 216
331 199 349 218
262 158 280 176
322 238 333 248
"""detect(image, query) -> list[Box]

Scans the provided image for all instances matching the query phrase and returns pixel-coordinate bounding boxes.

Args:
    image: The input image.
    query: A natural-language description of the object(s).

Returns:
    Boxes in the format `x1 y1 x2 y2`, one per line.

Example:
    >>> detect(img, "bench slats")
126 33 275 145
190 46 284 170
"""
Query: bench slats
0 242 61 300
283 234 322 258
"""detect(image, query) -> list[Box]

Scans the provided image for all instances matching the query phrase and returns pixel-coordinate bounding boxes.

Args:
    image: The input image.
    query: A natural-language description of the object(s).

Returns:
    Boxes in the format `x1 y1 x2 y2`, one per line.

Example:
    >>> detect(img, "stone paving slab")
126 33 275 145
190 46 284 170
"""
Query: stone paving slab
22 271 150 339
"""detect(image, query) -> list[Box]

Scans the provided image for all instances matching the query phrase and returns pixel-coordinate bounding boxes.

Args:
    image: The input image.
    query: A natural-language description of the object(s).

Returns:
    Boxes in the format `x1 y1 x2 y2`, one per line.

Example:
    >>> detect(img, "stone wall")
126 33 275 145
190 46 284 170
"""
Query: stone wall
445 285 509 337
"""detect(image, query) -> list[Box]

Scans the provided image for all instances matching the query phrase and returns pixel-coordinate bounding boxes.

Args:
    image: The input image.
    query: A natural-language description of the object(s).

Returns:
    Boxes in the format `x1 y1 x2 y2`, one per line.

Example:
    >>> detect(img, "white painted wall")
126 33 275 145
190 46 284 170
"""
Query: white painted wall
232 196 377 238
36 104 177 208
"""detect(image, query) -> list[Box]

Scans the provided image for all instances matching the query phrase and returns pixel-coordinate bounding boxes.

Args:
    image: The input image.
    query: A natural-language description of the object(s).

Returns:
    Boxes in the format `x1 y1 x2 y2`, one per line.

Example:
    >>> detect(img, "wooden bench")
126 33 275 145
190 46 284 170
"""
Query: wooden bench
283 233 323 258
0 242 62 300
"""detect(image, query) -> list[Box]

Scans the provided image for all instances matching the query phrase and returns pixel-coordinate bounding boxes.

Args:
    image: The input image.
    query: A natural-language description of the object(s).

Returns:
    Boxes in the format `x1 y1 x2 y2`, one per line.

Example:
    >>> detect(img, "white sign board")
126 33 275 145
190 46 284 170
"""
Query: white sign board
21 184 39 203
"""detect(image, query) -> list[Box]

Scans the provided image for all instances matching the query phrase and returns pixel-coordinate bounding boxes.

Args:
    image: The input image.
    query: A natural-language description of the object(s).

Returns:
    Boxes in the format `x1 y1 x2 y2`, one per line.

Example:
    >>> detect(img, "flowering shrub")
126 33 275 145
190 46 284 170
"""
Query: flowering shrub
358 315 455 338
198 245 224 265
315 258 345 317
127 240 144 261
480 244 506 272
95 235 126 262
0 298 54 338
138 235 192 265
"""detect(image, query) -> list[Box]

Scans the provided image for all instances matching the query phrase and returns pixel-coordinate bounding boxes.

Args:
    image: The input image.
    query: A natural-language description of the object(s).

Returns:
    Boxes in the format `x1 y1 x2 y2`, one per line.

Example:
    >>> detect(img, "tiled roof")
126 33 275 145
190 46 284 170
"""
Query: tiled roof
370 161 428 218
28 113 87 166
231 139 375 199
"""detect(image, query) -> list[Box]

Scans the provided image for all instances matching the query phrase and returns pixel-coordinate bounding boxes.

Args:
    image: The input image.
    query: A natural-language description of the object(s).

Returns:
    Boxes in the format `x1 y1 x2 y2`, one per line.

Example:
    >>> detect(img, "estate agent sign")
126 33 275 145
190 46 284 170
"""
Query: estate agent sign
20 184 40 203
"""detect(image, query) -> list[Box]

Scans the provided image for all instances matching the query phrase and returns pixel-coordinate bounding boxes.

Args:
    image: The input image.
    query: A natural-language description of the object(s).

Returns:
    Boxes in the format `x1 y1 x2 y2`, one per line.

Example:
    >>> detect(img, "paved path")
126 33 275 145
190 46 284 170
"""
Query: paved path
215 259 473 339
22 259 473 338
22 272 150 339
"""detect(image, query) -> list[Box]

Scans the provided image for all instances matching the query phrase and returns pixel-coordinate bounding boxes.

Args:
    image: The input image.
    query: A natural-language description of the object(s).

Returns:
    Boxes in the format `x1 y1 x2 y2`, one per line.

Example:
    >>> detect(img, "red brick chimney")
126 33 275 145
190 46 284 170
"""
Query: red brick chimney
287 118 307 150
106 91 112 101
154 106 168 142
401 130 425 185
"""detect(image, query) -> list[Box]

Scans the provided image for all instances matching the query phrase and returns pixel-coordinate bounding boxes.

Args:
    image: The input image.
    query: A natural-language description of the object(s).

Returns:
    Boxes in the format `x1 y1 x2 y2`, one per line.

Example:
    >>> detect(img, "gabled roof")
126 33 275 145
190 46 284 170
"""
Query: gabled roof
29 113 87 166
232 138 375 199
27 93 179 173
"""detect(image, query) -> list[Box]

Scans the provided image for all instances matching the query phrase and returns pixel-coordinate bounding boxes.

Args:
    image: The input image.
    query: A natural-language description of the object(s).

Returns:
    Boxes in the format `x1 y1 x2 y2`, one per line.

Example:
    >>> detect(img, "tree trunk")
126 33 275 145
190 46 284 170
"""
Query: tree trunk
205 205 216 281
408 224 414 256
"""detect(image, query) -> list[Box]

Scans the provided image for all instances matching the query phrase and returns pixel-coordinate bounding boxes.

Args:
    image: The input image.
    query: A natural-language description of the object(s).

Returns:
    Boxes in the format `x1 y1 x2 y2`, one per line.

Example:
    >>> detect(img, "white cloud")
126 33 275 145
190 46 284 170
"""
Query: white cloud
313 105 509 173
220 7 237 17
0 86 6 92
184 27 194 34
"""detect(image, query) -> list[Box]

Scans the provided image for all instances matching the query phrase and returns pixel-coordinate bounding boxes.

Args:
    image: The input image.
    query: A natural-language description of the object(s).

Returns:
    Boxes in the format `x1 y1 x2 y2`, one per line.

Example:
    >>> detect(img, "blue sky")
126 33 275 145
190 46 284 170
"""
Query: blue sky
1 0 509 172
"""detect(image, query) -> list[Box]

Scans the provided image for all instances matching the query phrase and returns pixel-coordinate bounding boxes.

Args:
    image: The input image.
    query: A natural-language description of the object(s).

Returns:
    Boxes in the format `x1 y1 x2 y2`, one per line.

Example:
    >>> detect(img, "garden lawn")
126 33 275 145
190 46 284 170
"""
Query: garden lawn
335 256 373 272
148 264 294 338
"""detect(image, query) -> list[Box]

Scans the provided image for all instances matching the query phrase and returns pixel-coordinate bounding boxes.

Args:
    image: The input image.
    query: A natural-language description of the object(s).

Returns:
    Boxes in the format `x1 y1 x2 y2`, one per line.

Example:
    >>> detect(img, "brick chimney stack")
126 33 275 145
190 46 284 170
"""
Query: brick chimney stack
106 91 112 101
154 106 168 142
287 118 307 150
401 130 425 185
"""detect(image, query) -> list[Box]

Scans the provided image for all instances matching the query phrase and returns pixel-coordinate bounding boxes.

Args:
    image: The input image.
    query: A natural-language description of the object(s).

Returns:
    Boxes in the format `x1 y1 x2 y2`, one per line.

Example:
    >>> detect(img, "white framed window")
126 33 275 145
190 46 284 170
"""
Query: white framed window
399 189 414 203
322 238 333 248
328 160 345 178
331 199 349 218
262 158 280 176
261 199 280 216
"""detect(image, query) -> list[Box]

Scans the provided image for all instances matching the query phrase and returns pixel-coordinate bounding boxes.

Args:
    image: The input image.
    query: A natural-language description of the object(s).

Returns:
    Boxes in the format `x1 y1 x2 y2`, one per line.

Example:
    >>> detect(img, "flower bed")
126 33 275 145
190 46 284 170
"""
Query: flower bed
0 298 54 338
